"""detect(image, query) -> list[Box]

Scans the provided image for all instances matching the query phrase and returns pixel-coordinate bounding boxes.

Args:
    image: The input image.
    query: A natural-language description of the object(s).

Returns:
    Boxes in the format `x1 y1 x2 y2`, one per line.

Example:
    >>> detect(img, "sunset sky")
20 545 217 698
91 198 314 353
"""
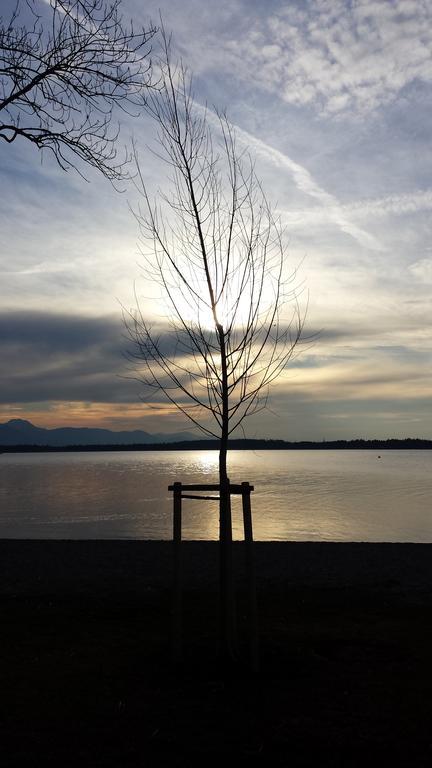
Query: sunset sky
1 0 431 440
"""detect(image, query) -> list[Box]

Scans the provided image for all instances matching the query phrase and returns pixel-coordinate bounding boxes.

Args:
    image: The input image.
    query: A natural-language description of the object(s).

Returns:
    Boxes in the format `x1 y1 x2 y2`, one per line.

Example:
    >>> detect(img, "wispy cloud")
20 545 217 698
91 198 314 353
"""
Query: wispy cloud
409 257 432 283
276 189 432 233
341 189 432 219
203 107 383 250
217 0 432 117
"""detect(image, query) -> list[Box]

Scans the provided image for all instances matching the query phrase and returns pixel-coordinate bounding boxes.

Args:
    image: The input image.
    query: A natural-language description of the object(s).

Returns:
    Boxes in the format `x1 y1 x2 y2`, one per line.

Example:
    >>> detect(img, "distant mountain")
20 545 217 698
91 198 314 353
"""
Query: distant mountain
0 419 198 447
1 421 431 450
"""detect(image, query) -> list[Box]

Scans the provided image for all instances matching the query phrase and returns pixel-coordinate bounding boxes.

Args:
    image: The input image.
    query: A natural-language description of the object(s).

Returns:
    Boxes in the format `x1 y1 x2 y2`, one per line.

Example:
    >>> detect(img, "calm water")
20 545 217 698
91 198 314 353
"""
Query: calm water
0 450 431 541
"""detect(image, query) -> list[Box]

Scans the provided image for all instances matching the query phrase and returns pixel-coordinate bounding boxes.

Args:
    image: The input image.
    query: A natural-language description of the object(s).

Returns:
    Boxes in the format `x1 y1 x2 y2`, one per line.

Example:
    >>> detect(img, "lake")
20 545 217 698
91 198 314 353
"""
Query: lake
0 449 431 541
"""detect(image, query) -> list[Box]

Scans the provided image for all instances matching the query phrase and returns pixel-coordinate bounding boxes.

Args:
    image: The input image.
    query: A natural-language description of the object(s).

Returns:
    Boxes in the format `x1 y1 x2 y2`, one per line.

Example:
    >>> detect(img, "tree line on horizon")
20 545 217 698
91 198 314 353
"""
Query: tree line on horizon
2 437 431 451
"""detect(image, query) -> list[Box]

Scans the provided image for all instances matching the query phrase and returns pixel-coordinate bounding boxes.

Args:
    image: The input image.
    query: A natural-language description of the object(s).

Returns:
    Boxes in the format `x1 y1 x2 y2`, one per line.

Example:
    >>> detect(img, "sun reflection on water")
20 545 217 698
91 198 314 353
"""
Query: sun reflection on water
193 450 219 475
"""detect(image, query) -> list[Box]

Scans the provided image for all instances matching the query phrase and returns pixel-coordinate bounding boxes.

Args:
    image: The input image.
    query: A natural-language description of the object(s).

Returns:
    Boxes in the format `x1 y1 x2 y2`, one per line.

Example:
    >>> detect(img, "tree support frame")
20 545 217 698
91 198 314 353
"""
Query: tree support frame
168 481 258 670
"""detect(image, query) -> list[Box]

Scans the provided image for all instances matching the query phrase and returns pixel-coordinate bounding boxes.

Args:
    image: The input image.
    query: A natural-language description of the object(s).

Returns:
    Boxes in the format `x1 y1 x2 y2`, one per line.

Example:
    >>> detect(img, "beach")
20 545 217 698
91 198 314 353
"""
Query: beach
2 540 432 766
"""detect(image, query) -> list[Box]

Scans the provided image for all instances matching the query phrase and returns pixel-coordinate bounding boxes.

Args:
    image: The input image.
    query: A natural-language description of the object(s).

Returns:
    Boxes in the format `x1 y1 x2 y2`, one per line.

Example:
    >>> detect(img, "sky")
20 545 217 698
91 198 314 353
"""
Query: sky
1 0 431 440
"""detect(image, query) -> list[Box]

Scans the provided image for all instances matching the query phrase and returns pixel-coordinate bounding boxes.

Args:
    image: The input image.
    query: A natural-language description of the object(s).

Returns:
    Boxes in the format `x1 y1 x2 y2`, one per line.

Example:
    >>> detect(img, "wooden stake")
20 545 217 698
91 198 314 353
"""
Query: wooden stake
172 482 182 661
242 482 259 671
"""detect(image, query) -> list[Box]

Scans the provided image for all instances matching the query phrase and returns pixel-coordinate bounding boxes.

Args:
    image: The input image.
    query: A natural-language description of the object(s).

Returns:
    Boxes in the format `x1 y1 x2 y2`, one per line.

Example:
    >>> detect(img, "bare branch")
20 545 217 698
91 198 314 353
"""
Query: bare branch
0 0 156 179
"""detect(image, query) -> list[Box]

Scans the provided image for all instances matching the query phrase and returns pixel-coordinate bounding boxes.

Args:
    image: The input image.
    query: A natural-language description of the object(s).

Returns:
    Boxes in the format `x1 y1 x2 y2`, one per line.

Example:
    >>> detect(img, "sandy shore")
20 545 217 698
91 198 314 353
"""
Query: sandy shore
1 540 432 767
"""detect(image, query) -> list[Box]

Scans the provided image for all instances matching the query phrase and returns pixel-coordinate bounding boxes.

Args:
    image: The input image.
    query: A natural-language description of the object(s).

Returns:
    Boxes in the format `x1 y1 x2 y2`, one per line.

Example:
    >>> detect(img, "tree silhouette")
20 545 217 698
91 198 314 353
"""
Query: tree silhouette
126 35 304 659
0 0 155 179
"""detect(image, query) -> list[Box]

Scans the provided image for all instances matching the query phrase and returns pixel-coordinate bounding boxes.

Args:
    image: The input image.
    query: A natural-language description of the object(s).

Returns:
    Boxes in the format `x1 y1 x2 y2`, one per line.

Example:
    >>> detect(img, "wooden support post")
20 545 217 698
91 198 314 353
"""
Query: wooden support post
222 477 237 658
172 482 182 661
242 482 259 672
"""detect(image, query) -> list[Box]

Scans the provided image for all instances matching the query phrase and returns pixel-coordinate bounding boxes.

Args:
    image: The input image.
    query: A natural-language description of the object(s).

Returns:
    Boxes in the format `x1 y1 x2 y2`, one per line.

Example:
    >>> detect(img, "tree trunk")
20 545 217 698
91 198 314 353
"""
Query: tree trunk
218 323 236 660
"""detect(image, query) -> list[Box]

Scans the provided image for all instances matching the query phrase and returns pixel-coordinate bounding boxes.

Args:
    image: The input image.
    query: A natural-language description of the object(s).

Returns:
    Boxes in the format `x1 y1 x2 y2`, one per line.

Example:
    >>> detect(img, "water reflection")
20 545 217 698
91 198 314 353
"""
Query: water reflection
189 450 218 473
0 450 431 541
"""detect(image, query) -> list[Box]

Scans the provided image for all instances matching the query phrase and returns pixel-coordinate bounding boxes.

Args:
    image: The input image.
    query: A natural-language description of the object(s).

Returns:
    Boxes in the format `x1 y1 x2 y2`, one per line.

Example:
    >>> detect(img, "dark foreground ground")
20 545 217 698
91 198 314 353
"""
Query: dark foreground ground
1 540 432 767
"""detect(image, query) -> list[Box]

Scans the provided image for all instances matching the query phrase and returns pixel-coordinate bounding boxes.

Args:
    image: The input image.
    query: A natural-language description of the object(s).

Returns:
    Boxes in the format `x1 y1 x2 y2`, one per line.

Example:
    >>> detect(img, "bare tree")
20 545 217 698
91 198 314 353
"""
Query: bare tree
0 0 156 179
126 38 304 658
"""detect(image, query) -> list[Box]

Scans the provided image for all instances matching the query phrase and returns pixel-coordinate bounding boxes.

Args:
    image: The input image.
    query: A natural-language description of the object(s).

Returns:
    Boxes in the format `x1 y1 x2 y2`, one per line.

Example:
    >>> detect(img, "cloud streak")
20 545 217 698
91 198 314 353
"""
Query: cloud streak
276 188 432 234
203 107 383 250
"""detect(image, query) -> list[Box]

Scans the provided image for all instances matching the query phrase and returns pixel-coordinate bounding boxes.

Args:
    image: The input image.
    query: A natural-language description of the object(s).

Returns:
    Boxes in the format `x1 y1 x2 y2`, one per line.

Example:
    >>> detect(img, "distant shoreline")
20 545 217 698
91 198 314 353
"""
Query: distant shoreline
1 437 432 452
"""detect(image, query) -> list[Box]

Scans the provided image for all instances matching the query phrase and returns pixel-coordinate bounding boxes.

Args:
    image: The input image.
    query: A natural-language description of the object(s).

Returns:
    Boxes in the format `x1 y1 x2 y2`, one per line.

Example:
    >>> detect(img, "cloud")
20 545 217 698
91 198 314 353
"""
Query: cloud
345 189 432 220
252 388 432 440
0 310 219 405
202 107 383 250
1 307 430 439
0 311 133 404
1 310 122 352
279 187 432 222
409 257 432 283
215 0 432 117
277 353 432 405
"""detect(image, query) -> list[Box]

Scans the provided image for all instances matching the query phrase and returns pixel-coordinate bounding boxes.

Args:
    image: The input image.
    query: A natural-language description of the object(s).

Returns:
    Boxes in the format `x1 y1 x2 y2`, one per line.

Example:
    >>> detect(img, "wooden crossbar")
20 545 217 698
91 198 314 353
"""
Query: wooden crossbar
168 482 254 494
